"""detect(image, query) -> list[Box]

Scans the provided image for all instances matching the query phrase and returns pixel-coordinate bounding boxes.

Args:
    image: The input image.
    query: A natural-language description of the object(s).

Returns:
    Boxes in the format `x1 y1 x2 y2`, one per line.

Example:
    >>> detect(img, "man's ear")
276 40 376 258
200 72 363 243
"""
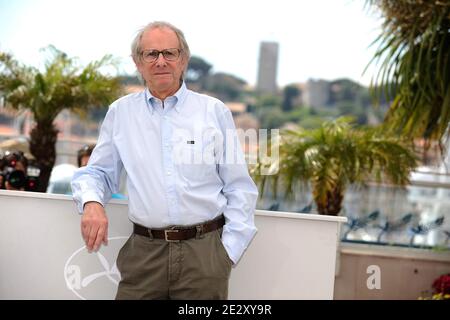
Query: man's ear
133 59 145 83
181 56 189 79
182 55 189 69
133 58 140 71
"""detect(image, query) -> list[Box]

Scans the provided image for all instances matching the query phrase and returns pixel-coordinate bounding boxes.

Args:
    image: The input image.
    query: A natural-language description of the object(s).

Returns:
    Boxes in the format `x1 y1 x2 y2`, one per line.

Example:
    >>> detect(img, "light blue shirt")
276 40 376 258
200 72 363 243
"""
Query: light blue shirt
71 82 258 264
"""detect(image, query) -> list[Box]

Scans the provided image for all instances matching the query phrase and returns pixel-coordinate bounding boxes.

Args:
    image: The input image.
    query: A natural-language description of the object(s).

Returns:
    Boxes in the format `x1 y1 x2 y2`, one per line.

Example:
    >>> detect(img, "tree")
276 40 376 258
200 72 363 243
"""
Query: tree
337 101 367 125
118 74 141 86
366 1 450 145
252 117 418 215
0 46 122 192
258 108 286 130
297 115 331 130
330 78 361 103
282 85 300 112
203 72 247 101
254 94 282 109
186 55 212 88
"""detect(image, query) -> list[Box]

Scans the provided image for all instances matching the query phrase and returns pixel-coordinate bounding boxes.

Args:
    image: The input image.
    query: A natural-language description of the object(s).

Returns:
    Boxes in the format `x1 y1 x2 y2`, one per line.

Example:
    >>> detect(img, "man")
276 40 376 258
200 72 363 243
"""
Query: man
71 21 258 300
0 150 29 191
77 144 96 167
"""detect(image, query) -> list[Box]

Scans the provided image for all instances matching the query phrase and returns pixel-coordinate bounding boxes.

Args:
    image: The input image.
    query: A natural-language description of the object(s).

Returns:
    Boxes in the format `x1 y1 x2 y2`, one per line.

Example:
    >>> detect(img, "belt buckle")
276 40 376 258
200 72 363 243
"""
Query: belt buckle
164 229 179 242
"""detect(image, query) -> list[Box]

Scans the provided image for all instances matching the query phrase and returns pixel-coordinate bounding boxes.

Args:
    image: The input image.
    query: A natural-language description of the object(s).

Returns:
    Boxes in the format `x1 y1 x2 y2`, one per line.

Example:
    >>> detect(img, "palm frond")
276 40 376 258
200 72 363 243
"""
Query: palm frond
366 0 450 145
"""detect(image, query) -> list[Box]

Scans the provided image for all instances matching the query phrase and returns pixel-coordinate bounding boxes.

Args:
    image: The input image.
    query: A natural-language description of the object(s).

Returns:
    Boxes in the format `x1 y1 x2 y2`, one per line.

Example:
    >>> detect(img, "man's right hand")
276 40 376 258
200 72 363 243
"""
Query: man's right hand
81 201 108 252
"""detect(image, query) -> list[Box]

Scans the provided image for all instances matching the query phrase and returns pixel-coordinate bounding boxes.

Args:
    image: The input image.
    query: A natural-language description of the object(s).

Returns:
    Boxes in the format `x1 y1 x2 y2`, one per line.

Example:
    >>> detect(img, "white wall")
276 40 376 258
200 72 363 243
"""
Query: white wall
0 190 345 300
335 243 450 299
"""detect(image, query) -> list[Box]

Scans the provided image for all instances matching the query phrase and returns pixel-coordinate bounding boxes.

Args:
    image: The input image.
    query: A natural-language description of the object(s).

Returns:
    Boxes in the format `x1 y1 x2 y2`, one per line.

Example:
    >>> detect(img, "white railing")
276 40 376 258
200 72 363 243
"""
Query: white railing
0 190 346 300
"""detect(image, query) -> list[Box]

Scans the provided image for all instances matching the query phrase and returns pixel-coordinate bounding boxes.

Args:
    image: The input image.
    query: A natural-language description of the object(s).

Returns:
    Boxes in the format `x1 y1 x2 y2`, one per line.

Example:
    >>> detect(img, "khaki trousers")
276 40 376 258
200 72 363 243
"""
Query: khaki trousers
115 227 232 300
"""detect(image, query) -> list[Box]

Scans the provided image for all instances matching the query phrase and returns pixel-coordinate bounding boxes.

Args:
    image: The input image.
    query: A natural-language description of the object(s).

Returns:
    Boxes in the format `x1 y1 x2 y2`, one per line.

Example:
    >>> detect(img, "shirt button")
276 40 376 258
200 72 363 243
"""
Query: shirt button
167 171 171 175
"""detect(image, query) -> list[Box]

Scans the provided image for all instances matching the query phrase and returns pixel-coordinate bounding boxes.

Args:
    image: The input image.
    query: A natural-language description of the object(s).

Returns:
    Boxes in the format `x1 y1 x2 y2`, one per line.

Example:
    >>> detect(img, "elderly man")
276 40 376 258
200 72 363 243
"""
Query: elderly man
71 21 258 300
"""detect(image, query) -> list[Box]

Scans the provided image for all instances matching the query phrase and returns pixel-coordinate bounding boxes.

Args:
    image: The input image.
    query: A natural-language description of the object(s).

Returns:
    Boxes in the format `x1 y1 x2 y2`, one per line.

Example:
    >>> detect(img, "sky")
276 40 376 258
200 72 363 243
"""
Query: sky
0 0 383 87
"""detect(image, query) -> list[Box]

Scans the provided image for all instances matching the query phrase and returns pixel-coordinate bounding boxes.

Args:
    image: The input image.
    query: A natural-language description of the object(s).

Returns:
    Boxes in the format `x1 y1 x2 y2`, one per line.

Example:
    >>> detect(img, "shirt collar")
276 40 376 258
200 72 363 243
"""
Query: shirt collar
145 81 188 115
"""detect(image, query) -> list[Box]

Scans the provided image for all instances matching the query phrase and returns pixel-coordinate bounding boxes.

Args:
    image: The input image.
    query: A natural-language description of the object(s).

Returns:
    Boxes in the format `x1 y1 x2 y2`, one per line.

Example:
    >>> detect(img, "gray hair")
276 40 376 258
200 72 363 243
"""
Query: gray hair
131 21 191 63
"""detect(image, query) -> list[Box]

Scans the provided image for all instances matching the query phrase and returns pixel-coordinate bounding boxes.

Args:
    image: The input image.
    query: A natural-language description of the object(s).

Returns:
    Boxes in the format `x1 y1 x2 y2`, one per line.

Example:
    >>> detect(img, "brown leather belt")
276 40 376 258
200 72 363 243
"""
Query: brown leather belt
133 215 225 242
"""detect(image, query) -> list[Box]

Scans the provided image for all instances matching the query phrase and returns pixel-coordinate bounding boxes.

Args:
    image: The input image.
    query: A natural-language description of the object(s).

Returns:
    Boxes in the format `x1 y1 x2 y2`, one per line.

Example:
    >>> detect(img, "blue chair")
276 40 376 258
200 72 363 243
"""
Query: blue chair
409 216 445 246
375 213 414 242
342 209 380 240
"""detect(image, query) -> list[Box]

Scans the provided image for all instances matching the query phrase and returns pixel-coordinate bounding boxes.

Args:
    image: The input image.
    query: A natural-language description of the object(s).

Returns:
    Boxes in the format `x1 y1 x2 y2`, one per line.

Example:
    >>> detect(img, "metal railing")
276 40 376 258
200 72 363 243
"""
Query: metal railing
257 177 450 250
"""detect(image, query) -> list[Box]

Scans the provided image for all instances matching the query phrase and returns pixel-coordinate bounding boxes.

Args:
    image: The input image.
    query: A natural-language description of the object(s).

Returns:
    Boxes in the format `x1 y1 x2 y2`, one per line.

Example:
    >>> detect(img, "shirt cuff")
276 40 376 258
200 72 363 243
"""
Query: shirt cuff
77 192 104 214
221 226 257 266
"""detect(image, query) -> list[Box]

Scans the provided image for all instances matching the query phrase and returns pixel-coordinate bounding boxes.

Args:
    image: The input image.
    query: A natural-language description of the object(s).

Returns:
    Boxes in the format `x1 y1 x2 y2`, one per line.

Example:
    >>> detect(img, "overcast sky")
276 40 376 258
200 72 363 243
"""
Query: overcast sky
0 0 383 87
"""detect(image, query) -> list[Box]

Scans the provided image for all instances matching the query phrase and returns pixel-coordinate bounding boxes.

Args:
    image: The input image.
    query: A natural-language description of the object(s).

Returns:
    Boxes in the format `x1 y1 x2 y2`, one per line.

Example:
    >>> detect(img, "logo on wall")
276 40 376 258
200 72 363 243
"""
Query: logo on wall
64 236 128 300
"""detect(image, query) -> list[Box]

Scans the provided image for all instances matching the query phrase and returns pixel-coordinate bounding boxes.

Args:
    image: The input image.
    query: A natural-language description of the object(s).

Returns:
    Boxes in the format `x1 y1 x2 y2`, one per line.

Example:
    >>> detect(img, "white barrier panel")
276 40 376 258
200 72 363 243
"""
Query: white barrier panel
0 190 346 299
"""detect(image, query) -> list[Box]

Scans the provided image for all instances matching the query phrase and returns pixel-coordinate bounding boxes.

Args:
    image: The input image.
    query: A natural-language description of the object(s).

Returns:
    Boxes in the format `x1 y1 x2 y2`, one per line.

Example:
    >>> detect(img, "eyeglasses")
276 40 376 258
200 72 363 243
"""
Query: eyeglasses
140 48 182 63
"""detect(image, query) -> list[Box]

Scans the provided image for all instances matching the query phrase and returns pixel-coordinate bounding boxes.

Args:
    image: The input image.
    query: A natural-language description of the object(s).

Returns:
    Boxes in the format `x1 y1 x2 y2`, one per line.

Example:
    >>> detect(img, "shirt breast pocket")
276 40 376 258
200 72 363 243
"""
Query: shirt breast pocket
177 142 217 182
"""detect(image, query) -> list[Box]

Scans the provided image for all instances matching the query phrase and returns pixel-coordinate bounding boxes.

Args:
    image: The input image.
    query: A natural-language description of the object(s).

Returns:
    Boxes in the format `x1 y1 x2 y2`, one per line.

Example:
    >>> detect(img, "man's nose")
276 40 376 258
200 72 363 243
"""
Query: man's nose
155 53 167 67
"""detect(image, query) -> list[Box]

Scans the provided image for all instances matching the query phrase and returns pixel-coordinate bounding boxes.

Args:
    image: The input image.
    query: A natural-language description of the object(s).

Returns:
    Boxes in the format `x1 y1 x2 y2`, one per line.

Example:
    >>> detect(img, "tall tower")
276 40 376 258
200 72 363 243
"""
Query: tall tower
256 41 279 94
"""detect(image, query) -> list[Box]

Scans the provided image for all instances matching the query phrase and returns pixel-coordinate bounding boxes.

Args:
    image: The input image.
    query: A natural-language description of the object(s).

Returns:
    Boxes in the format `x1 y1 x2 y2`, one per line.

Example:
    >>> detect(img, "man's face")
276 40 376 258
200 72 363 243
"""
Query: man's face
135 27 187 99
14 161 26 172
80 155 90 167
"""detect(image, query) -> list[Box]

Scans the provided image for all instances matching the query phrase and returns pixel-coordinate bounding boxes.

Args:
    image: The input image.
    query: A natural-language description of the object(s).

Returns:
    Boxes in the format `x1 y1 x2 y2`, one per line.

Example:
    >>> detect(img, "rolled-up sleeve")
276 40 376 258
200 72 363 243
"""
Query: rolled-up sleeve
217 107 258 265
71 104 123 213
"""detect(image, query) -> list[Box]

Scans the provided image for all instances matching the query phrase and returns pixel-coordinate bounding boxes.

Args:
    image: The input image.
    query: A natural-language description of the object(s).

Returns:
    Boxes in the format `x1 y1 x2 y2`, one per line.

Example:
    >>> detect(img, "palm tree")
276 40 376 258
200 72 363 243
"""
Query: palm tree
252 118 418 215
366 1 450 145
0 46 122 192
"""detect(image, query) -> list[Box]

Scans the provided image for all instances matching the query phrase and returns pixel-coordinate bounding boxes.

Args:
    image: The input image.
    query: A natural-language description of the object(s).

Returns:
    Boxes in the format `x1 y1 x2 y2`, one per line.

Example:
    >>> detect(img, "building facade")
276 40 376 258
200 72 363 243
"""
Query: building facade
256 41 279 95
